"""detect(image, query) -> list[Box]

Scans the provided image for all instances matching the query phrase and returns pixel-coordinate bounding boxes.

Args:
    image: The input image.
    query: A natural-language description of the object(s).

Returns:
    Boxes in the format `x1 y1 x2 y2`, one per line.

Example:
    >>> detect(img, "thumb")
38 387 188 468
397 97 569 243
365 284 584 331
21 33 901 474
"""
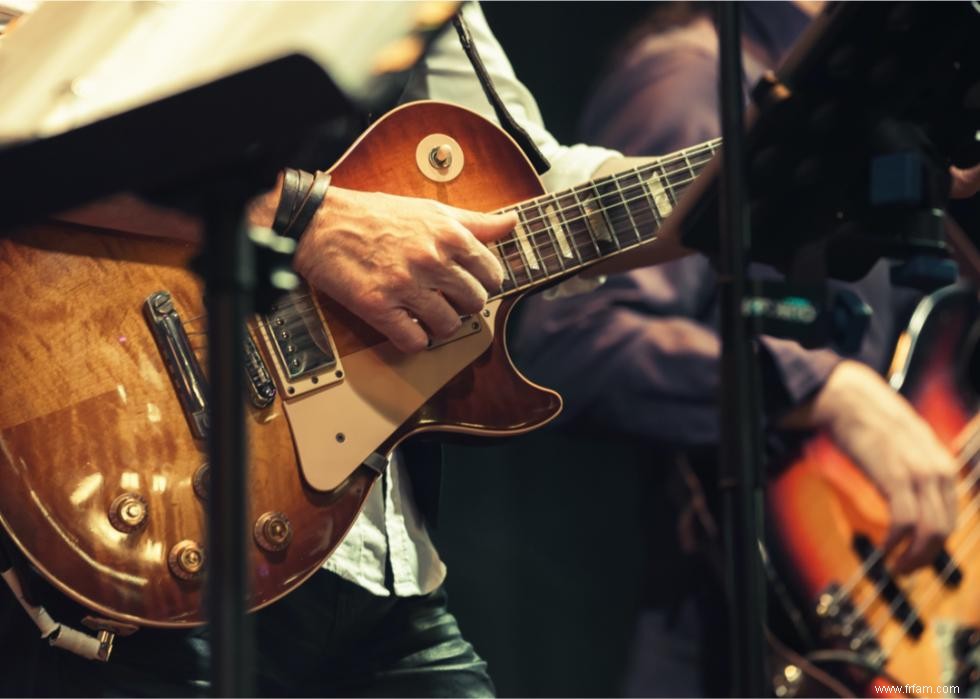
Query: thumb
451 207 518 243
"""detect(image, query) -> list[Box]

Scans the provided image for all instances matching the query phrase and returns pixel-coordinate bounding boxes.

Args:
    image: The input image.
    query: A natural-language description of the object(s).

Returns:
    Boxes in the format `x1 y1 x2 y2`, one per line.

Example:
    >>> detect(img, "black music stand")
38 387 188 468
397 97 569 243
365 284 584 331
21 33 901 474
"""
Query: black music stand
0 54 355 697
0 3 459 694
690 2 980 695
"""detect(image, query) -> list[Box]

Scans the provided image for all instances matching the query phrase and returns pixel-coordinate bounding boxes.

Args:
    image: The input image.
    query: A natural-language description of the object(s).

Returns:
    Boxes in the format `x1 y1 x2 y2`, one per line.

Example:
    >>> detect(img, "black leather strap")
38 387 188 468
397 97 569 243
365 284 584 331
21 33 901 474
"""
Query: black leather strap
453 12 551 176
273 168 298 234
272 168 329 242
281 170 331 242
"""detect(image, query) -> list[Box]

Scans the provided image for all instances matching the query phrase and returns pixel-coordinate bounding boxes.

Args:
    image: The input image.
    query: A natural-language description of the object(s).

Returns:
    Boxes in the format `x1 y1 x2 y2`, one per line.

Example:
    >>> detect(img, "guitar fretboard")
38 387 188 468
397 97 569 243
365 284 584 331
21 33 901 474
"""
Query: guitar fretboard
489 138 720 299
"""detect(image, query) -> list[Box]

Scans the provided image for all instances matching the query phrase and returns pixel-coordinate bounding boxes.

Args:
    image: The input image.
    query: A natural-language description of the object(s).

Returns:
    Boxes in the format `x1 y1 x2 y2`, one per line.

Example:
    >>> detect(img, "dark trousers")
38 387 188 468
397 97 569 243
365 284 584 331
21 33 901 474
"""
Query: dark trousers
0 570 494 698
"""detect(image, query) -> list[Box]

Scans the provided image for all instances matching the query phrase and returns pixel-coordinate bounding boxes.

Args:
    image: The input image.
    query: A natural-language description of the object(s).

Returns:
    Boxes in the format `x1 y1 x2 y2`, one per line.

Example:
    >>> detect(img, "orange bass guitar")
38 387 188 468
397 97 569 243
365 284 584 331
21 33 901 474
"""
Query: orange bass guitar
769 284 980 697
0 101 710 628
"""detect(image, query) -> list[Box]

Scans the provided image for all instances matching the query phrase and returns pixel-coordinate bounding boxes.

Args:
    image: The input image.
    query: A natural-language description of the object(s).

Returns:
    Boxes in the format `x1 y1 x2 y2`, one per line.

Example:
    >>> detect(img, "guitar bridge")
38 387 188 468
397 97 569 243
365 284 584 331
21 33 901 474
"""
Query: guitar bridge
144 291 210 440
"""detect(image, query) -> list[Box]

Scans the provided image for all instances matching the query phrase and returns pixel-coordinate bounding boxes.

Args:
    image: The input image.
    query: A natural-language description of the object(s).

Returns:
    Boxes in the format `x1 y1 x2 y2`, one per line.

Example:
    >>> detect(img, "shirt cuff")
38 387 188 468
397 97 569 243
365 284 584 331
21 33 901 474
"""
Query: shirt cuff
756 335 842 421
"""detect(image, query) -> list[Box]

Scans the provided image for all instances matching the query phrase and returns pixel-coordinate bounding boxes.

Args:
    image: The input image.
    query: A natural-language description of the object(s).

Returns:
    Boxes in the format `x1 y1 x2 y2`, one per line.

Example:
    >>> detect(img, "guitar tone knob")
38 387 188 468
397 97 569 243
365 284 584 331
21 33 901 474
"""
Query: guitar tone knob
168 540 205 580
192 463 209 501
254 512 293 553
108 493 148 533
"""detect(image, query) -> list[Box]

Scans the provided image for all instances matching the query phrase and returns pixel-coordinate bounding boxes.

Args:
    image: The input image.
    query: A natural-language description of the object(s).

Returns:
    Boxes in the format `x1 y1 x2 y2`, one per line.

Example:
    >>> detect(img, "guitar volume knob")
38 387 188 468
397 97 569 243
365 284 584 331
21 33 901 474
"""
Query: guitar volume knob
108 493 148 533
429 144 453 169
168 540 205 580
254 512 293 553
192 463 210 501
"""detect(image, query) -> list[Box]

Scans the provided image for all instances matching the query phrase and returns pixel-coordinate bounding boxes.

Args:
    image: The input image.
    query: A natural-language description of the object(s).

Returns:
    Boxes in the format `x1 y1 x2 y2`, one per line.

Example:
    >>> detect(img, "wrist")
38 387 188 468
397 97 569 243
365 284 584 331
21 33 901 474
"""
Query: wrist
272 168 331 242
808 360 873 428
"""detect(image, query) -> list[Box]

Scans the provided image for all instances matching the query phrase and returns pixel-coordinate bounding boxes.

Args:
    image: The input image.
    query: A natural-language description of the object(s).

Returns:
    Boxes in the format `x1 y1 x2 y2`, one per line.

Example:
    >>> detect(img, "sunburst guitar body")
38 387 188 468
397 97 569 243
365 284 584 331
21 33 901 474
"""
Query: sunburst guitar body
0 100 702 628
0 102 567 628
769 285 980 697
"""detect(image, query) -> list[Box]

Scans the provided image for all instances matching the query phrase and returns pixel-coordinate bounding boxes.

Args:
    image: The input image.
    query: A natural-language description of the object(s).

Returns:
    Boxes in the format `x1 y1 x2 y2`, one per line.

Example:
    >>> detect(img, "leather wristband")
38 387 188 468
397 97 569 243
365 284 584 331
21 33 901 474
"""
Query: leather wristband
272 168 330 242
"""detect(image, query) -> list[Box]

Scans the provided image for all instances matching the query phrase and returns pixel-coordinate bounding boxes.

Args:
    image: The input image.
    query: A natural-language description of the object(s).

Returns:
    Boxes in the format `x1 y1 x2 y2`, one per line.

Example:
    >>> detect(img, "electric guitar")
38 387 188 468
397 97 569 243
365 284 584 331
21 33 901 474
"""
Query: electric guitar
0 100 716 628
769 284 980 697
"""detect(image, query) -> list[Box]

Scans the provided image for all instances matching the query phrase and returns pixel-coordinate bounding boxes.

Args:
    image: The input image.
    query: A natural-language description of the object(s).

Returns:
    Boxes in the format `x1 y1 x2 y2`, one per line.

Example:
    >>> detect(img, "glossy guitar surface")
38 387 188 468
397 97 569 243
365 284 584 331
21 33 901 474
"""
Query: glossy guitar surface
769 285 980 697
0 101 563 627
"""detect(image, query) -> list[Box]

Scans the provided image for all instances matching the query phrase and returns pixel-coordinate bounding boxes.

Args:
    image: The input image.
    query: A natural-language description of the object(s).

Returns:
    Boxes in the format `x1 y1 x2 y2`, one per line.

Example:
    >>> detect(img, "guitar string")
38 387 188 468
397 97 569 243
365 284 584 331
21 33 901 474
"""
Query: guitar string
179 159 713 328
227 142 718 312
177 178 698 327
850 478 980 651
144 131 980 662
179 140 720 329
865 432 980 631
878 496 980 662
831 417 980 660
871 472 980 665
831 420 980 604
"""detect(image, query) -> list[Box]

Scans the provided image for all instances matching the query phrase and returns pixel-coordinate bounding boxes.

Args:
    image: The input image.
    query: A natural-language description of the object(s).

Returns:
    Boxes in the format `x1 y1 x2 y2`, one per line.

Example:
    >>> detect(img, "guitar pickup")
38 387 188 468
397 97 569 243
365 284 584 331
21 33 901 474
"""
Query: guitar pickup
259 290 345 399
853 534 925 639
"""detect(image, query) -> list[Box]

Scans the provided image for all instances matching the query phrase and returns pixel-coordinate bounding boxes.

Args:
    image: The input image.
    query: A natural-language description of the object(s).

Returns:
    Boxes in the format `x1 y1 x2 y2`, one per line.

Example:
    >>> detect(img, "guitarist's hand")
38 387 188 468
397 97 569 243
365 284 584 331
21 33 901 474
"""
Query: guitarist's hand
294 187 516 353
784 360 958 573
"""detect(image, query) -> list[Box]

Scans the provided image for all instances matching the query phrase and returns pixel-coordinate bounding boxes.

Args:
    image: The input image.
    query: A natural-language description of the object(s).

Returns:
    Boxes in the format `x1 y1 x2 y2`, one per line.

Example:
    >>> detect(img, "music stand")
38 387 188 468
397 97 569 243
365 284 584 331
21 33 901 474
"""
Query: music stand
0 3 459 694
682 2 980 695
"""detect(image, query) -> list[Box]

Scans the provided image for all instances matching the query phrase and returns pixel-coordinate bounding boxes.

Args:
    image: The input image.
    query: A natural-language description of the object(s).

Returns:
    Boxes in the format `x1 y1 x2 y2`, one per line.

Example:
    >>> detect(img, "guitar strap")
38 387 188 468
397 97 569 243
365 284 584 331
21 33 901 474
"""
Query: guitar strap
452 11 551 176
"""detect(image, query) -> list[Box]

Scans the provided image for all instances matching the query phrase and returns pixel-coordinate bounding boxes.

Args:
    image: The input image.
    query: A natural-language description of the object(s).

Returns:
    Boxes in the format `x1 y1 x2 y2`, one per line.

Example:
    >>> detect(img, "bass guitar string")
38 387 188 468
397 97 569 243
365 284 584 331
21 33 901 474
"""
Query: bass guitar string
831 415 980 604
832 414 980 662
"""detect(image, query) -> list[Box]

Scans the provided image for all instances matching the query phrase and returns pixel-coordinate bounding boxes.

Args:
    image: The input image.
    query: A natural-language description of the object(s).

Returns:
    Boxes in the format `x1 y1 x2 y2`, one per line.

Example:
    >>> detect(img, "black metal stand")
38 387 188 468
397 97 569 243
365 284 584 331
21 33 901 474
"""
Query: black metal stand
715 4 768 696
202 182 259 697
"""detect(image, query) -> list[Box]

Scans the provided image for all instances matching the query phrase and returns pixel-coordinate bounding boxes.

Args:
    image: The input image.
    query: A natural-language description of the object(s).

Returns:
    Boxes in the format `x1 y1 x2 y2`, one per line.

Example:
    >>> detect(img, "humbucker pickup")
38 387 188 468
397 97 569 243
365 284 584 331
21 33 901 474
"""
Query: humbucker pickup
261 291 343 398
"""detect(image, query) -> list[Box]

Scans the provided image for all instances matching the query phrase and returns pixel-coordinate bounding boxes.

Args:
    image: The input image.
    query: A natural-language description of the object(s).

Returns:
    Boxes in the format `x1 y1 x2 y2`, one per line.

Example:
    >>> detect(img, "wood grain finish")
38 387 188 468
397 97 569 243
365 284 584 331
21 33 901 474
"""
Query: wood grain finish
768 286 980 696
0 101 561 626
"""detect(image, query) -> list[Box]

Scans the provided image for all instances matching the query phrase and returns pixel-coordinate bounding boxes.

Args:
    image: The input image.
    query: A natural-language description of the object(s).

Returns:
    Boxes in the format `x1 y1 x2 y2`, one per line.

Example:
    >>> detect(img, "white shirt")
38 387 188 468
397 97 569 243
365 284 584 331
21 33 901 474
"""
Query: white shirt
324 1 620 597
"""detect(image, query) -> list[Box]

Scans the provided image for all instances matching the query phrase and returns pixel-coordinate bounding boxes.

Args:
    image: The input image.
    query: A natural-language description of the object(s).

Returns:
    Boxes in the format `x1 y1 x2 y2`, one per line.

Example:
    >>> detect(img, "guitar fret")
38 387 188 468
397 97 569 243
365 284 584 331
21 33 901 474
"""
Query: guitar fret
578 184 617 254
642 166 673 219
544 201 575 261
493 240 518 292
568 187 604 259
518 200 557 277
611 175 643 243
534 198 565 276
486 138 720 300
498 234 533 287
660 156 688 207
553 191 594 266
513 212 542 274
618 169 658 245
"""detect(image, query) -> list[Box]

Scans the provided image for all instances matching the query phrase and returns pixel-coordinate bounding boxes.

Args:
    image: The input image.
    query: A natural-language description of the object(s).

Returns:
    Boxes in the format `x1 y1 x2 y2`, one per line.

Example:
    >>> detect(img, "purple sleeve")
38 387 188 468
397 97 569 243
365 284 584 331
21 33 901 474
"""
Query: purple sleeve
510 256 843 445
510 260 726 446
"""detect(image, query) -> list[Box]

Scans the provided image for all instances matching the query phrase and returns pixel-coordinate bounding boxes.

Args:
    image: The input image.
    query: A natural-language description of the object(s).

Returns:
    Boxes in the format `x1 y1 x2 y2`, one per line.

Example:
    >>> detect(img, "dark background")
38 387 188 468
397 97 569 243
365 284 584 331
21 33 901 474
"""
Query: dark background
433 3 666 697
481 2 652 145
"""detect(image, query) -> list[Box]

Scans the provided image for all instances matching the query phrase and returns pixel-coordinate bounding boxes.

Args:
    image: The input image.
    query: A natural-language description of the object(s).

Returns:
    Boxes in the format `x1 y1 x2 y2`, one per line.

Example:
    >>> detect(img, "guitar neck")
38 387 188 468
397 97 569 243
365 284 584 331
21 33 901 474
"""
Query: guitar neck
489 138 720 299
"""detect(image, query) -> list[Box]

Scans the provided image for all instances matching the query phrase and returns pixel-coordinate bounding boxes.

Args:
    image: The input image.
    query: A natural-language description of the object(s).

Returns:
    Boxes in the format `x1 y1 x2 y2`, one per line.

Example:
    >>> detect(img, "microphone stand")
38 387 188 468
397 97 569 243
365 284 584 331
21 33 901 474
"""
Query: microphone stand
201 177 262 697
715 3 768 696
